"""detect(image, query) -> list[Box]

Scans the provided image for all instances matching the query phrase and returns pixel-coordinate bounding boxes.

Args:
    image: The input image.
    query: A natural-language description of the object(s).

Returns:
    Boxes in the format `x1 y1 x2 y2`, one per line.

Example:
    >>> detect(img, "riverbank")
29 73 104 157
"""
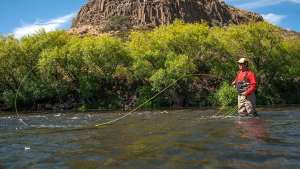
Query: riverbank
2 104 300 117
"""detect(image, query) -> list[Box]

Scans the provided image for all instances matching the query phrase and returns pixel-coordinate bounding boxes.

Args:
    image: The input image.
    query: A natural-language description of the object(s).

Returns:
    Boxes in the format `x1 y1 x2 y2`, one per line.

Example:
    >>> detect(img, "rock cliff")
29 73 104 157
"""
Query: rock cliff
70 0 263 35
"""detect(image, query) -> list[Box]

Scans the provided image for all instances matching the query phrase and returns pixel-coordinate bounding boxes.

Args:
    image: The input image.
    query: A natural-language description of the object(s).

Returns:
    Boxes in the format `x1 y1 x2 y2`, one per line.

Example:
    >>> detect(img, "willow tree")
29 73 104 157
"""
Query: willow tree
38 35 132 108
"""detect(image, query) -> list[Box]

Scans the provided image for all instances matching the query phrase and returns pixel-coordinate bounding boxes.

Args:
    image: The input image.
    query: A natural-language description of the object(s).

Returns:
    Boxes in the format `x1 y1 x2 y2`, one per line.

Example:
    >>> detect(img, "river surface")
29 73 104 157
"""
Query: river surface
1 107 300 169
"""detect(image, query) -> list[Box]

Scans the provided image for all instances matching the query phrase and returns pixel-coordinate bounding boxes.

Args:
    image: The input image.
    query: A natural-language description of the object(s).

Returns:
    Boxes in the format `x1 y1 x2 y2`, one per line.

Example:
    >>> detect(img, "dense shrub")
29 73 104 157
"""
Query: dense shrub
38 35 132 107
104 16 131 31
0 21 299 111
211 82 237 107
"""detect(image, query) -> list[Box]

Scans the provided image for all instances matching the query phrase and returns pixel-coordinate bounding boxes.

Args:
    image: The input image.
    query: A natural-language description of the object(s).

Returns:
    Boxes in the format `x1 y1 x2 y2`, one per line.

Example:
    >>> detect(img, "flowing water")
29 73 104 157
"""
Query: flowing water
1 107 300 169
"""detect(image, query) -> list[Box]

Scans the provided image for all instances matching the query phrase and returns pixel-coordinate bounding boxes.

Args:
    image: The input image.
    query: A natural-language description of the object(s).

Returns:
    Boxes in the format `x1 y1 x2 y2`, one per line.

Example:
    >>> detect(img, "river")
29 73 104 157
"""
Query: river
1 107 300 169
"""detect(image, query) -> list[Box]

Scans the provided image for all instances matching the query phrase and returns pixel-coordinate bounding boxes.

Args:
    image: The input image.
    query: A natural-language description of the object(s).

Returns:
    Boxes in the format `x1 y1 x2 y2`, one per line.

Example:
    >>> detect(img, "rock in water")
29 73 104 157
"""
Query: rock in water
70 0 263 35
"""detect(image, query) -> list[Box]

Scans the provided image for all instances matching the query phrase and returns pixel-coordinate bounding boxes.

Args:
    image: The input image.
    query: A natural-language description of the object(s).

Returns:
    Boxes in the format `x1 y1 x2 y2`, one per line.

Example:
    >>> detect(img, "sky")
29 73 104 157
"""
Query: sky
0 0 299 38
0 0 86 38
224 0 300 31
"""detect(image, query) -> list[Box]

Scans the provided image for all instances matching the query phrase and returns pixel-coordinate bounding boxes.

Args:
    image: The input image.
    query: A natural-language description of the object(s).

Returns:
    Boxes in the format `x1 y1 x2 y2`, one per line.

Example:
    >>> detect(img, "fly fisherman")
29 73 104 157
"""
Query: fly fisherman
232 58 258 117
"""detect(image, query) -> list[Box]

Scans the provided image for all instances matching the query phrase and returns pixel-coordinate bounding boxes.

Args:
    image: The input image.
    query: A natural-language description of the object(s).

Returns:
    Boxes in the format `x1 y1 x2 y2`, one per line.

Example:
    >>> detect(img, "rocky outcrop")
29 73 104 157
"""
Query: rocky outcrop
70 0 263 35
282 29 300 40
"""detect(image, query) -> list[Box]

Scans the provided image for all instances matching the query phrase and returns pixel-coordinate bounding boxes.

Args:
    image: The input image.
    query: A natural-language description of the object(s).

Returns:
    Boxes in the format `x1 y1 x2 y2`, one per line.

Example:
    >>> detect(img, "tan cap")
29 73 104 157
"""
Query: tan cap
237 58 248 64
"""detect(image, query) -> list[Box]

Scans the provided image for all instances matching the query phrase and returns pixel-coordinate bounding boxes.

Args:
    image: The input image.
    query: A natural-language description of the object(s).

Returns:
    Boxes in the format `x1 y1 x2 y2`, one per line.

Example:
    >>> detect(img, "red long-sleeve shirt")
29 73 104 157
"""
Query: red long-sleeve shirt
235 70 257 96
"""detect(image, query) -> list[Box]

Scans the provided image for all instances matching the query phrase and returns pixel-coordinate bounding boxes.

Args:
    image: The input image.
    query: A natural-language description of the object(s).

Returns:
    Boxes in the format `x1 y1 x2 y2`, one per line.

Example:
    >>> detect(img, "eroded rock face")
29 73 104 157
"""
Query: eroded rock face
70 0 263 35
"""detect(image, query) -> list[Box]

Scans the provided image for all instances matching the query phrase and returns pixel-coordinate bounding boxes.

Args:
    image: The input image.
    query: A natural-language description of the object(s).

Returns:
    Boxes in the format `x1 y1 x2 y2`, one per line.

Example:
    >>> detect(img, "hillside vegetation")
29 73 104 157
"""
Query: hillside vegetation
0 21 299 111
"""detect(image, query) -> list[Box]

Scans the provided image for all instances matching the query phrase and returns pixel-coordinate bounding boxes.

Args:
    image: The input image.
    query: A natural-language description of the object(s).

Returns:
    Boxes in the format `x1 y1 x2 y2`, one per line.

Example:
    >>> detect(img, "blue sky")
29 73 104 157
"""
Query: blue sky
0 0 86 38
225 0 300 31
0 0 299 38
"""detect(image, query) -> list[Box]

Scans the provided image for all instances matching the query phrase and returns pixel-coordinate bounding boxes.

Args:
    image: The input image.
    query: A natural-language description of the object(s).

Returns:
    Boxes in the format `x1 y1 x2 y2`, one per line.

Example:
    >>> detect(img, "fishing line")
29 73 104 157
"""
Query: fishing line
14 68 221 129
14 66 37 126
95 73 220 127
14 65 60 127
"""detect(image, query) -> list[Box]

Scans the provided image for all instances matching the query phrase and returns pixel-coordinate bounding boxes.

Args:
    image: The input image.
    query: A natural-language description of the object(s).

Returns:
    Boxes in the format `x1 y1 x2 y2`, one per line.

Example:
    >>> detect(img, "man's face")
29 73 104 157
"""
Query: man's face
238 63 246 70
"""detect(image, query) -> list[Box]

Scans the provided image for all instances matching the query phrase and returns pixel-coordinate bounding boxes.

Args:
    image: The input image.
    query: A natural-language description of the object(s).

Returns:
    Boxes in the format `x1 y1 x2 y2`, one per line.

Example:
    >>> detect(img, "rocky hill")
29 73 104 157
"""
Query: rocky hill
70 0 263 35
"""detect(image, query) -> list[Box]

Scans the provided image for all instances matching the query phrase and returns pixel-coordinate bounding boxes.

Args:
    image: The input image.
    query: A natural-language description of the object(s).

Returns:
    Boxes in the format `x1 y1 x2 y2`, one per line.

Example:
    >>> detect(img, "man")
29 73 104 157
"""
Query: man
232 58 257 117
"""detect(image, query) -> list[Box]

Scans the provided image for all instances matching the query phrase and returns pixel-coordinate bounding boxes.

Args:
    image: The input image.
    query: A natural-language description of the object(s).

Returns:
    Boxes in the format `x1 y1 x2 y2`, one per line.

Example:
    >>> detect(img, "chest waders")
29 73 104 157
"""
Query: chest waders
236 71 258 117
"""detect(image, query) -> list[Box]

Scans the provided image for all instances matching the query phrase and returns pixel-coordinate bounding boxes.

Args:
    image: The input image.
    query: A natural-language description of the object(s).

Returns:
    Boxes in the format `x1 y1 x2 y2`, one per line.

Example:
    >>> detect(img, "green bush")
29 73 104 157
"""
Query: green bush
212 82 237 107
38 35 132 107
105 16 131 31
0 21 300 111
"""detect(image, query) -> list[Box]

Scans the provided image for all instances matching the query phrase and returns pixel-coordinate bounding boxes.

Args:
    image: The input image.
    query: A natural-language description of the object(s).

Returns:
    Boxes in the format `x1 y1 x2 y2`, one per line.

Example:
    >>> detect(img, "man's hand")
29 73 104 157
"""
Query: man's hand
231 81 236 86
241 92 247 96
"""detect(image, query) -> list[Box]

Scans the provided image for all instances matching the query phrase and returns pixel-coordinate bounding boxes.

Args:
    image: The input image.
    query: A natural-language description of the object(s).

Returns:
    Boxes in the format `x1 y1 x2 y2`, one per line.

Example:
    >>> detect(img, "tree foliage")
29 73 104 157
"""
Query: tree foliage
0 21 299 110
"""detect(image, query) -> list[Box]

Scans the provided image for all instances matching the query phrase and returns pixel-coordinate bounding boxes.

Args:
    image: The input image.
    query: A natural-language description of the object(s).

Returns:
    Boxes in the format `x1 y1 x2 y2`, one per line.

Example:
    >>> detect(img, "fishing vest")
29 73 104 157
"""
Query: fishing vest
236 71 249 94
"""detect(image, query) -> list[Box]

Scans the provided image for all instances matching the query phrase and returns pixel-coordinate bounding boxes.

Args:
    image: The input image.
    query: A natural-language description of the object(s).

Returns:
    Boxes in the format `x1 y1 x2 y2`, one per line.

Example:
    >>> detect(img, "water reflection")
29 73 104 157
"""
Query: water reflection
236 117 269 142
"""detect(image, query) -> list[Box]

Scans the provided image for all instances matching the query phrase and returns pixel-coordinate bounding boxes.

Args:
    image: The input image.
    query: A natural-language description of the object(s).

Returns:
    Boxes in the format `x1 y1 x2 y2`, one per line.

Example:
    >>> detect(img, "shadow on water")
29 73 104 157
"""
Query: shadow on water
1 107 300 169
